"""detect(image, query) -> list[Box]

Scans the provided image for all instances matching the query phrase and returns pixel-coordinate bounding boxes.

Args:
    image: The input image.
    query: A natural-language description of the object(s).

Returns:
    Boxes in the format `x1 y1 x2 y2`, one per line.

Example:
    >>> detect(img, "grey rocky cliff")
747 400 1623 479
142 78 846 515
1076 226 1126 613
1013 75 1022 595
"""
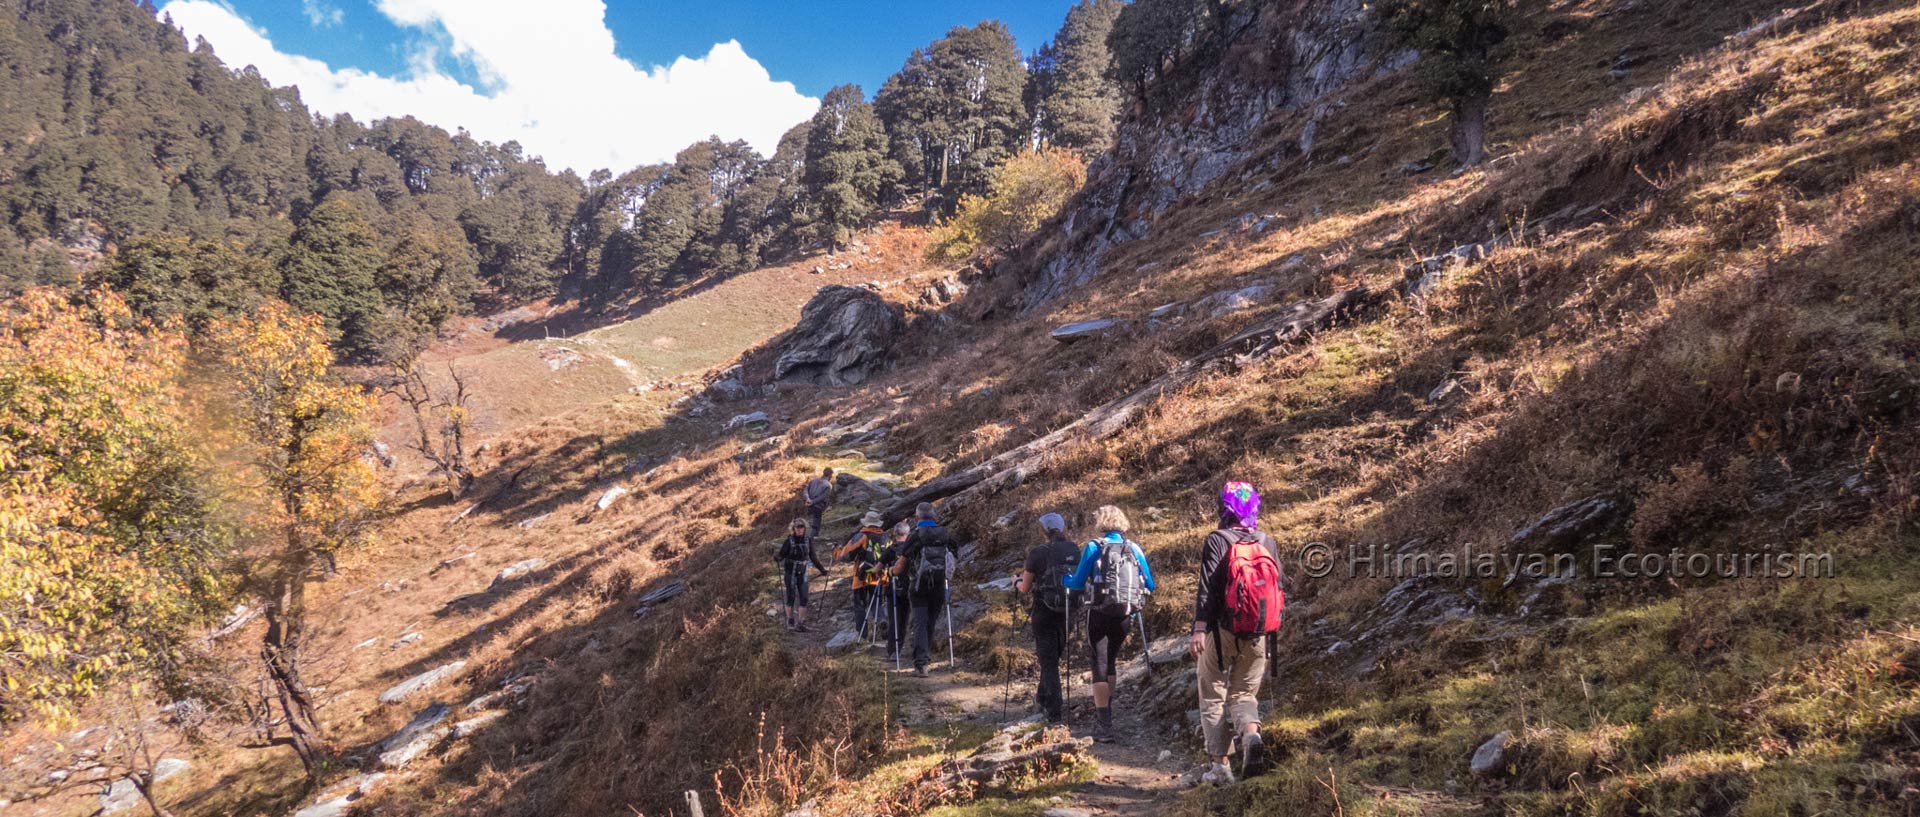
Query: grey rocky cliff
1022 0 1387 308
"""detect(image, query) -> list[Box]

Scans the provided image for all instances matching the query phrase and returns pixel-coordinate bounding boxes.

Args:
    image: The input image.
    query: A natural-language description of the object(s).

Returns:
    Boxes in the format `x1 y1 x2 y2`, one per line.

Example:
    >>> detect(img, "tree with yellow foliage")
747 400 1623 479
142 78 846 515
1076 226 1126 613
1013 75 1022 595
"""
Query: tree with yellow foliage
928 148 1088 261
0 289 229 722
207 301 382 779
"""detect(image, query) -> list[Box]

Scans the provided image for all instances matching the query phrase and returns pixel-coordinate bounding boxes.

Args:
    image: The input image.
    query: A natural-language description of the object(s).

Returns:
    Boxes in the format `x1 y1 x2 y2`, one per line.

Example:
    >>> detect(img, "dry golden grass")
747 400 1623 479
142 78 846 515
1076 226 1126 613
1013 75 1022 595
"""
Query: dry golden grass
15 1 1919 815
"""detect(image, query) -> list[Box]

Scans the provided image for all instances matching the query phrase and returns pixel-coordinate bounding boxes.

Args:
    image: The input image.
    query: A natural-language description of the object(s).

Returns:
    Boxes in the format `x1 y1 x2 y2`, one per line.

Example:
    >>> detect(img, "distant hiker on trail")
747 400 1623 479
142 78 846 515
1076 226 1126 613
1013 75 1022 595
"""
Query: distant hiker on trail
1063 505 1156 743
803 467 836 541
1190 481 1286 784
1016 512 1080 725
777 517 830 632
892 502 954 677
836 511 891 639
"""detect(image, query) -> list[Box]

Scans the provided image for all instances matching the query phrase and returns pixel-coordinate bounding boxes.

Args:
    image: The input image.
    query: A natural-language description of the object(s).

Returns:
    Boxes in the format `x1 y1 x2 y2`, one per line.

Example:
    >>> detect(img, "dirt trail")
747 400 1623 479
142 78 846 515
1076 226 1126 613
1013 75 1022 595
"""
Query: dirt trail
789 553 1187 816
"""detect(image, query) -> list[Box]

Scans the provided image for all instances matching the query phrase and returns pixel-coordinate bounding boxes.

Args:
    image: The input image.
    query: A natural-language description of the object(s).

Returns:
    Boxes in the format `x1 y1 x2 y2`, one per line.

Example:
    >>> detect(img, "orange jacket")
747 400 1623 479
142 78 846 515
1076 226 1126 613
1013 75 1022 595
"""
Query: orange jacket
836 527 891 589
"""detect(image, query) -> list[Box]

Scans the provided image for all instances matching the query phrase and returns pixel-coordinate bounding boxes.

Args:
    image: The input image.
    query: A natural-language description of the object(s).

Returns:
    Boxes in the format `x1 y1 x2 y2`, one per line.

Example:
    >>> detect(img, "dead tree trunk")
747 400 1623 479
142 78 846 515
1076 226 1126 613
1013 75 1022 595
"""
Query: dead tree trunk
890 287 1374 520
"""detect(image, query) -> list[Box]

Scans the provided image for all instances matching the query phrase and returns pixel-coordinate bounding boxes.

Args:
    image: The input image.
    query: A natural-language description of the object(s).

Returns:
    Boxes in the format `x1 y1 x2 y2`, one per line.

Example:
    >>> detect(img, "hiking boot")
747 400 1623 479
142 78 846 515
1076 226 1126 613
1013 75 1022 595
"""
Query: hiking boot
1200 762 1235 785
795 623 811 633
913 666 929 678
1093 708 1116 743
1240 731 1268 778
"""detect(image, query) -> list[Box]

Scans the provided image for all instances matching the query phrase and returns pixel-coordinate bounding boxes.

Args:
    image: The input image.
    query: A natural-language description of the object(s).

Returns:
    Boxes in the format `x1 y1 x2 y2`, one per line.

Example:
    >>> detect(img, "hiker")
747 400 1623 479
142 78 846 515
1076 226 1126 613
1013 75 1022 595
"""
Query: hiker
1016 512 1080 725
803 467 836 541
1063 505 1156 743
881 520 914 663
891 502 954 677
835 511 891 639
776 517 829 632
1189 481 1286 784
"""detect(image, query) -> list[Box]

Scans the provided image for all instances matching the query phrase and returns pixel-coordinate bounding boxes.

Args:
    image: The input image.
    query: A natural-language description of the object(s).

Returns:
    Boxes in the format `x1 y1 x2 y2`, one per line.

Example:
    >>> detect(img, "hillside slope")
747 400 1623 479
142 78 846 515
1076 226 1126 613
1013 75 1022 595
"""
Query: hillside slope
5 0 1917 816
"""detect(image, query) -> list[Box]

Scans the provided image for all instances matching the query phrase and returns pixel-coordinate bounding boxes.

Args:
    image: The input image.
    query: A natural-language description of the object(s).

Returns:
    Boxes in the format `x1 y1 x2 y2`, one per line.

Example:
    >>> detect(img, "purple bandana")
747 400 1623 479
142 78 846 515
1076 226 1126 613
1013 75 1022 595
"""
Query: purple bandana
1221 481 1260 528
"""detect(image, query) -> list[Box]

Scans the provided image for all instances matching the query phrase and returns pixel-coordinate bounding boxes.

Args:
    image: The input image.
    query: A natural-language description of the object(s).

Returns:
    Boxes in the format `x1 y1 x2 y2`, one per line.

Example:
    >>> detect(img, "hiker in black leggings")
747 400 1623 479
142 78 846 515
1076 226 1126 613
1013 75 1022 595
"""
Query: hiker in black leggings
776 518 829 631
1063 505 1156 742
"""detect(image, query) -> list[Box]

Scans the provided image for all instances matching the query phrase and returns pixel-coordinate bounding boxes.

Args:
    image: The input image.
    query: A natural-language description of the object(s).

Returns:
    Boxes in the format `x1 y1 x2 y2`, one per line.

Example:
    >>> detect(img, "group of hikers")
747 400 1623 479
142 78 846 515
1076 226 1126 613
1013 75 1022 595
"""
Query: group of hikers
776 468 1286 784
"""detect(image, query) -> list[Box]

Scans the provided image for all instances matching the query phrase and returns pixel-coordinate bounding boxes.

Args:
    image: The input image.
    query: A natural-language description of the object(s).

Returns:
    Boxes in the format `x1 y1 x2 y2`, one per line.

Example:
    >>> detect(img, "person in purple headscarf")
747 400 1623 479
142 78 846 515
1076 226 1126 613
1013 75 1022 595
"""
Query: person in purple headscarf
1189 481 1285 784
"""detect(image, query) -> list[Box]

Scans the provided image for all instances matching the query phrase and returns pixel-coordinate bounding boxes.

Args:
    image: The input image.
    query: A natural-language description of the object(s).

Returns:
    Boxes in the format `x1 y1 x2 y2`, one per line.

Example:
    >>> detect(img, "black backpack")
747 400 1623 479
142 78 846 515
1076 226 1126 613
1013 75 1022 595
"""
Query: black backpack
778 536 810 564
910 527 950 592
1036 544 1077 614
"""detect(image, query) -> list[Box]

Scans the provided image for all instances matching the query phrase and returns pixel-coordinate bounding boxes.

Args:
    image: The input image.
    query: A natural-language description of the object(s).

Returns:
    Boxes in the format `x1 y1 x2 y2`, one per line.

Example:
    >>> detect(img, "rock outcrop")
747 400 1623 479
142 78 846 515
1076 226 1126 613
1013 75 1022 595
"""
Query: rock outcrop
1021 0 1385 308
774 286 904 386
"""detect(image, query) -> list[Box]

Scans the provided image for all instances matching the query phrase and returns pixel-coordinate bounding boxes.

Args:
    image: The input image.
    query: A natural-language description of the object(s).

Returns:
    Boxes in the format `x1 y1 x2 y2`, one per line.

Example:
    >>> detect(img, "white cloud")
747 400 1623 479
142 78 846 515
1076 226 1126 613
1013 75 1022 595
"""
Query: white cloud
300 0 343 28
160 0 820 173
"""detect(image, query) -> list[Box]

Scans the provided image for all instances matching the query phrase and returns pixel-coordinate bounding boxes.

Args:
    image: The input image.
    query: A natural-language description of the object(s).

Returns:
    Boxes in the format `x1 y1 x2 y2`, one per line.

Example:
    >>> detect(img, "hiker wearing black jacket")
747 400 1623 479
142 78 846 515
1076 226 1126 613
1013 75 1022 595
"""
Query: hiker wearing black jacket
891 502 953 677
1189 482 1285 784
1016 512 1080 725
777 518 829 632
881 521 913 662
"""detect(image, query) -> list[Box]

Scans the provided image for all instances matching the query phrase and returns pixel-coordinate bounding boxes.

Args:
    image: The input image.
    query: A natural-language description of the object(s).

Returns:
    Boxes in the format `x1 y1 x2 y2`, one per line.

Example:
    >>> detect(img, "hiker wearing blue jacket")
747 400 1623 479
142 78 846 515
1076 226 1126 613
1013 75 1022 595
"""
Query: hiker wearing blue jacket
1063 505 1155 742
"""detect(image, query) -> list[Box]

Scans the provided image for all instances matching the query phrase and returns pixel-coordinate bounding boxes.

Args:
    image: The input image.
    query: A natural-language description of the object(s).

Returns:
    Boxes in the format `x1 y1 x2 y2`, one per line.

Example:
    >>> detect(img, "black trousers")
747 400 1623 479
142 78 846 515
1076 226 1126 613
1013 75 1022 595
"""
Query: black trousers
781 561 811 609
1087 609 1129 685
909 582 945 669
1031 605 1067 721
883 583 910 655
806 502 827 539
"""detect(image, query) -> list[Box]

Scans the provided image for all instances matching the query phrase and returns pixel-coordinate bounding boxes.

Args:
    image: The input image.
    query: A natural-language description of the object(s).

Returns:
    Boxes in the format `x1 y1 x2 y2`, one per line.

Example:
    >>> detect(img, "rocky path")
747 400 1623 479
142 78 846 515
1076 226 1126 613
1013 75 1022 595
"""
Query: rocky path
788 551 1187 817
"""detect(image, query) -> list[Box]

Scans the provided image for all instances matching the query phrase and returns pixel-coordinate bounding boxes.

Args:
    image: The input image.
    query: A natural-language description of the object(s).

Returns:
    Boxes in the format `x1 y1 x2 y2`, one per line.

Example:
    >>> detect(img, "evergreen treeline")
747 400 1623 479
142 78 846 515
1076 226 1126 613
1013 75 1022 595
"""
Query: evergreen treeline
1 0 1143 361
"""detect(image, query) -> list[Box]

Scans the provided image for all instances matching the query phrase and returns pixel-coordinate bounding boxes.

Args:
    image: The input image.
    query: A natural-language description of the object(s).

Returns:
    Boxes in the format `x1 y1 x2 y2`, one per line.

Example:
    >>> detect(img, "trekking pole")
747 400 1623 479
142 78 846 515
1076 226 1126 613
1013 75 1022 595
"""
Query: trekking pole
1062 592 1072 706
1001 592 1016 724
892 580 901 672
944 583 956 668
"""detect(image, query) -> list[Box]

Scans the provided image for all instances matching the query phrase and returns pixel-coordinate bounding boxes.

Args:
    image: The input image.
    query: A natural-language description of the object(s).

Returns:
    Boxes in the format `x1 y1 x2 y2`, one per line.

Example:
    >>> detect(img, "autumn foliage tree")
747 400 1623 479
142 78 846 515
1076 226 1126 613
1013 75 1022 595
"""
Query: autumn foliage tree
207 302 381 778
0 289 229 722
928 148 1088 260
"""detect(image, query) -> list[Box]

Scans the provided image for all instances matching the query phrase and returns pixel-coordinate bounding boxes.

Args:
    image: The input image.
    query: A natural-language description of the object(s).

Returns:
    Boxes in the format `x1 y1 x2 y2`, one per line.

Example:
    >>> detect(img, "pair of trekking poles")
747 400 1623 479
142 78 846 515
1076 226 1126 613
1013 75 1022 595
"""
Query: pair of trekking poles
863 576 953 671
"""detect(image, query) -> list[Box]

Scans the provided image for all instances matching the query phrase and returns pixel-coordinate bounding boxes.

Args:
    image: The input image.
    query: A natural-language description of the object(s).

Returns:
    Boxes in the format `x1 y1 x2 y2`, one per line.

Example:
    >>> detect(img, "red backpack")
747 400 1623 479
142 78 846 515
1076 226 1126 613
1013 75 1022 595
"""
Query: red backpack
1224 535 1284 635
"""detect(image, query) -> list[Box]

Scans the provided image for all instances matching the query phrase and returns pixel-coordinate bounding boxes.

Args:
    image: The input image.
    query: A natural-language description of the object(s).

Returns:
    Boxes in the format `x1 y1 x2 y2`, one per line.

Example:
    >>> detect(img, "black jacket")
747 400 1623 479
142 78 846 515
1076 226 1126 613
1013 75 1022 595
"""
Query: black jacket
1191 527 1283 633
776 534 828 573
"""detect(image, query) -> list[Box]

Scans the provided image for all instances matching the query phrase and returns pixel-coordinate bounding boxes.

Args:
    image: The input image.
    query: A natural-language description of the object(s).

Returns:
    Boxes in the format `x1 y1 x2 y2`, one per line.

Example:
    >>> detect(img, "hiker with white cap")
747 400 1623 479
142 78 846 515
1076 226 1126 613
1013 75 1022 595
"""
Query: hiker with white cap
1016 512 1081 725
836 511 891 639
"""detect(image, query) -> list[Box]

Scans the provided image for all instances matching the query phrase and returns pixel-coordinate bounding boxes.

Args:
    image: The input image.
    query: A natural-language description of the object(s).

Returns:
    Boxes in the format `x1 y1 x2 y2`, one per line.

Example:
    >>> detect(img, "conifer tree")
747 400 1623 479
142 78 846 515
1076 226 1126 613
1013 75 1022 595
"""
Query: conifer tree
1028 0 1126 156
802 85 896 252
278 194 385 359
876 22 1029 212
1378 0 1515 168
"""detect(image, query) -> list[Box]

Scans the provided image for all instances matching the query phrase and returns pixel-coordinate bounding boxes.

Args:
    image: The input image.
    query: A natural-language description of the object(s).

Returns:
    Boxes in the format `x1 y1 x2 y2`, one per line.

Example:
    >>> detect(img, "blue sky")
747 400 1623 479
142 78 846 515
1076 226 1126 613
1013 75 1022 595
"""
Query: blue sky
158 0 1084 173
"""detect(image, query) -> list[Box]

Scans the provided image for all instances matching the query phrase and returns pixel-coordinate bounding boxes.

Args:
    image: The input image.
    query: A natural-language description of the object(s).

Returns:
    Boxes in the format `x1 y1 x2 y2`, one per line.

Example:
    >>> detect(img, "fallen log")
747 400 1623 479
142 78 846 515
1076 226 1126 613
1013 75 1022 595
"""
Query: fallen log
890 286 1373 520
899 725 1093 807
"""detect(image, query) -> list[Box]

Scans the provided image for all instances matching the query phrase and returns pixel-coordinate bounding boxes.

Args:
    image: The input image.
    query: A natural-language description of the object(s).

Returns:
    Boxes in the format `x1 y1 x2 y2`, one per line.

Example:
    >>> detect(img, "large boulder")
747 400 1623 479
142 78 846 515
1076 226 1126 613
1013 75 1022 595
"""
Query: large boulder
775 286 903 386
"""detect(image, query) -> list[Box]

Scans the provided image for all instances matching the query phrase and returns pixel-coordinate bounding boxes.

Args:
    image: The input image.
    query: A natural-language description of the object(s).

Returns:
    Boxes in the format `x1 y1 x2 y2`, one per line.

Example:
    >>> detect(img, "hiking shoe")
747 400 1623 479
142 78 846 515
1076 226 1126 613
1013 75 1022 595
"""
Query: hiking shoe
795 623 811 633
1201 762 1235 785
1240 732 1268 778
1093 708 1116 743
912 666 929 678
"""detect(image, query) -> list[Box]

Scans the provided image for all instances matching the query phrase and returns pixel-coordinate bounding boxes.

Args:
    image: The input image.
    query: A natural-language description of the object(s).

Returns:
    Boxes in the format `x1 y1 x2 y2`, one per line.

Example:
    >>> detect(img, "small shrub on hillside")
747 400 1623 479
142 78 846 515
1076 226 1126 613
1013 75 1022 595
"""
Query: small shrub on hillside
928 149 1087 261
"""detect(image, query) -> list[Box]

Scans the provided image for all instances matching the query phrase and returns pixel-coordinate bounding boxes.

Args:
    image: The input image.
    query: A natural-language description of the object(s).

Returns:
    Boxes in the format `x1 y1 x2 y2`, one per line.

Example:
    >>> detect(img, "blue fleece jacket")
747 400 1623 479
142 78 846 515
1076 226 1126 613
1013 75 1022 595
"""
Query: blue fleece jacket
1064 532 1156 593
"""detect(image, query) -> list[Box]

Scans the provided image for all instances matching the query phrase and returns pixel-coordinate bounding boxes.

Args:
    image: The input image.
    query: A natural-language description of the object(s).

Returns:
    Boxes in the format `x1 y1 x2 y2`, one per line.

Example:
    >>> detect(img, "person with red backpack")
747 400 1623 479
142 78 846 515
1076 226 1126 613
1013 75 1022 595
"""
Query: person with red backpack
1189 481 1286 784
